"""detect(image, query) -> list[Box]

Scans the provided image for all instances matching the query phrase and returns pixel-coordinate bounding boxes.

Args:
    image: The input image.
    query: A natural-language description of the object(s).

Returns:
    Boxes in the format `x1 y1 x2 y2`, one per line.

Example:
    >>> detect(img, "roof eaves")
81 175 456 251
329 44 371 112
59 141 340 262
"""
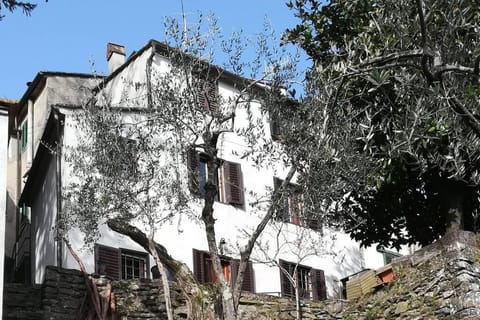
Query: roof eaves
18 71 103 107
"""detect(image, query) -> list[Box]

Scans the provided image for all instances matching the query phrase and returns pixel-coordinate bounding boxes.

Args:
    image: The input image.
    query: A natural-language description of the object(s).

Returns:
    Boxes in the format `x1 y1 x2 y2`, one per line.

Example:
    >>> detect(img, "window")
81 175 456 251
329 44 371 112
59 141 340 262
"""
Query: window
95 244 149 280
269 110 283 140
188 150 244 205
198 78 218 112
378 249 401 265
279 259 326 301
192 249 254 292
20 204 31 223
269 102 298 140
274 178 321 231
21 120 28 152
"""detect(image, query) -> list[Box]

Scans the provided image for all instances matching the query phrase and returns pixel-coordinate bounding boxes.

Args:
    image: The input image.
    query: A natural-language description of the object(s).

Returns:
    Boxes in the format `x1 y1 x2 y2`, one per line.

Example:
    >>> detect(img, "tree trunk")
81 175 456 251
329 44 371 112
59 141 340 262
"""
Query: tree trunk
147 237 174 320
442 181 467 233
295 282 302 320
107 219 206 319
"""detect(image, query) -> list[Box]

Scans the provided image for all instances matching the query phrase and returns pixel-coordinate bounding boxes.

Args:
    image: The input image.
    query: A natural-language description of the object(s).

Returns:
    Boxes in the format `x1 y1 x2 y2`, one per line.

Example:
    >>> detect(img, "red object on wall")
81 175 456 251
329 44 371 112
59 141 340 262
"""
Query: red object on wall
376 264 395 283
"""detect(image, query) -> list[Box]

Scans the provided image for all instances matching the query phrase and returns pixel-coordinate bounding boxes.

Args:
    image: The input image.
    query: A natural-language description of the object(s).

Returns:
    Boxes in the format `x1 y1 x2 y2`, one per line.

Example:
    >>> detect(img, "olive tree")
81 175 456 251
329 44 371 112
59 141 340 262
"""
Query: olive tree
0 0 42 20
284 0 480 249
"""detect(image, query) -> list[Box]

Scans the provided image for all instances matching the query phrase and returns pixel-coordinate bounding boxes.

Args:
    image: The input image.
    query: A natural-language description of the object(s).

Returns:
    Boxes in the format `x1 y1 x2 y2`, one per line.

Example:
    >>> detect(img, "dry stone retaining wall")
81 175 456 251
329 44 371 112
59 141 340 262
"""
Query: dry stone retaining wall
4 231 480 319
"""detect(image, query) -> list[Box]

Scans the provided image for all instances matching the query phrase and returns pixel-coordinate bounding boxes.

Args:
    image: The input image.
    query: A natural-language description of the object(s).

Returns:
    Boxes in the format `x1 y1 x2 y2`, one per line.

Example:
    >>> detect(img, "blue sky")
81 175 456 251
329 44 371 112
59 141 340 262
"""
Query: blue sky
0 0 308 99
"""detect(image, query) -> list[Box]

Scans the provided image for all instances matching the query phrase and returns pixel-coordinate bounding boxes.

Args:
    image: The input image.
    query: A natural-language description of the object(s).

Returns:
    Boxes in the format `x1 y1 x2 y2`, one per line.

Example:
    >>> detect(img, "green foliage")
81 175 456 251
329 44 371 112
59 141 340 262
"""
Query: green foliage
0 0 44 20
286 0 480 247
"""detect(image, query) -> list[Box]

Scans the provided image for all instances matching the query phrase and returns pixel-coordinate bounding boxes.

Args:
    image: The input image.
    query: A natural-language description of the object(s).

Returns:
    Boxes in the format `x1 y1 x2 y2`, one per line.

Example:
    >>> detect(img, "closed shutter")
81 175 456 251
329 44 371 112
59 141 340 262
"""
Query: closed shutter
223 161 244 205
231 259 255 293
273 178 290 222
306 216 322 232
279 260 294 298
95 244 121 280
187 148 200 195
311 268 327 301
192 249 207 283
199 79 218 112
270 111 281 139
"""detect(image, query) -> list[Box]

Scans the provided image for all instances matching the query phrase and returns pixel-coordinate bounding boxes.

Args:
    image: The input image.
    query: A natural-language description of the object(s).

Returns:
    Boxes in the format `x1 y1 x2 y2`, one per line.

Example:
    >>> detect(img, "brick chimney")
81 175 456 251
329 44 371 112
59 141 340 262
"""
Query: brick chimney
106 42 126 74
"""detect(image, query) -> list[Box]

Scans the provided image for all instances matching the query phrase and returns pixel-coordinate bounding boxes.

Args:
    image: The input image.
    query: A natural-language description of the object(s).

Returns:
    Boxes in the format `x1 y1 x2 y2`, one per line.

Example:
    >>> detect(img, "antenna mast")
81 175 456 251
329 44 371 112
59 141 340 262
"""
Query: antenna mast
180 0 188 45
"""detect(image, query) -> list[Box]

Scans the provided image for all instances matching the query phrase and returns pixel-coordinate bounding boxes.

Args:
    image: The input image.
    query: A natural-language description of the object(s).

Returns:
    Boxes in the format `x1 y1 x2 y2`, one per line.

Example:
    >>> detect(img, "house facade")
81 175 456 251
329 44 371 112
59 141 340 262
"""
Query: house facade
5 40 410 300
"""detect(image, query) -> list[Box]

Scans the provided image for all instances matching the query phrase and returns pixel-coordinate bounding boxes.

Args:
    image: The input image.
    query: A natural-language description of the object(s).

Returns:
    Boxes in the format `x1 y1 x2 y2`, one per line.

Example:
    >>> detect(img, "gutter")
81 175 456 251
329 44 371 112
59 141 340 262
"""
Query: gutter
54 108 63 268
146 44 155 108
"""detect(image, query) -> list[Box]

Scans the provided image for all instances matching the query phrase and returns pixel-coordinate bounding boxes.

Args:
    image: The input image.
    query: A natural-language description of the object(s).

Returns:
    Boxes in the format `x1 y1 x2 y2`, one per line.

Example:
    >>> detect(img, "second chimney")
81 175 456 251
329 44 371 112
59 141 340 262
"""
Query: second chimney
107 42 126 74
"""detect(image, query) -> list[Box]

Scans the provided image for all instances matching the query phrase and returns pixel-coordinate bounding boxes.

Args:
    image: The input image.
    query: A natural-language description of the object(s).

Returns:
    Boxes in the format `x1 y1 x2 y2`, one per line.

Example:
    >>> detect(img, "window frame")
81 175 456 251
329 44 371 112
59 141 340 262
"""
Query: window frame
20 120 28 152
378 248 401 265
279 259 327 301
95 244 149 280
188 149 244 206
192 249 255 292
274 178 321 231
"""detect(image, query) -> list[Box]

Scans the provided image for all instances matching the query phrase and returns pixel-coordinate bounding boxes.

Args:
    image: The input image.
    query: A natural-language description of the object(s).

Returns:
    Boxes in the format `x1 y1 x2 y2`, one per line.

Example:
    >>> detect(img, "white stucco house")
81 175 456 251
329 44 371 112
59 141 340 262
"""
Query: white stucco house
5 40 410 301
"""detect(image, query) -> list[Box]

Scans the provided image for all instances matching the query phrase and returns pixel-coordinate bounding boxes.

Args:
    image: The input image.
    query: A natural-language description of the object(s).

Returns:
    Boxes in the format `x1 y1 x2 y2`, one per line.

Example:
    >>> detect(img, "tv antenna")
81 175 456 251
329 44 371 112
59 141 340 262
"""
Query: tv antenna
180 0 188 45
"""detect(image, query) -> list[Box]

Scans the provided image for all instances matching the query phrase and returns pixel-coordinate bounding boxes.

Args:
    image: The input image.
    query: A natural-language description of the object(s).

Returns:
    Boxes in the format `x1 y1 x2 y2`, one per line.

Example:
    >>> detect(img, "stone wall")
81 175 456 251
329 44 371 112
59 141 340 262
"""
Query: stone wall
4 230 480 319
4 266 86 320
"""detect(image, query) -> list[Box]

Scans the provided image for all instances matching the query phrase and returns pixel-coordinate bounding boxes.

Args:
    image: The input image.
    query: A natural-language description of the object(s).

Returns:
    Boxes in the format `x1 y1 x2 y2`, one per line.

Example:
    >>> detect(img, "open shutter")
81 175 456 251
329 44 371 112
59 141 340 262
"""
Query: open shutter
279 260 294 298
95 244 121 280
187 148 200 195
193 249 207 283
311 268 327 301
223 161 244 205
231 259 255 293
193 249 210 283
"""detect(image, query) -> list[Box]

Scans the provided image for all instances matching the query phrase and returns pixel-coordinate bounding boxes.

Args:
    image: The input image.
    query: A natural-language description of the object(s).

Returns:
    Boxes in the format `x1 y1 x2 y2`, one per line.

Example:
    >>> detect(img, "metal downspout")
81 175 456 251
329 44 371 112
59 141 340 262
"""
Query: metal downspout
54 109 63 268
146 44 155 108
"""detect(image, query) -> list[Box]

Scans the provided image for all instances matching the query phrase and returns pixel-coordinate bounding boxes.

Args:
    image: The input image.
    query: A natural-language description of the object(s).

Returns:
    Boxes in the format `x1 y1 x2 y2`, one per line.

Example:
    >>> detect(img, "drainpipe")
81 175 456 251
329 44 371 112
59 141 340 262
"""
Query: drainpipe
54 109 63 268
27 100 34 167
146 44 155 108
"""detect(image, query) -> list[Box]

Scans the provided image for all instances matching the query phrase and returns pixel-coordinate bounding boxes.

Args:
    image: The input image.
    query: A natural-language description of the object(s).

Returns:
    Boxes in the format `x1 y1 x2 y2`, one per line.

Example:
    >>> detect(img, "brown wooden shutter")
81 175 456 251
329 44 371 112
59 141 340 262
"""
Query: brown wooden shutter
198 79 218 113
187 148 200 195
311 268 327 301
306 216 322 232
223 161 244 205
95 244 121 280
279 260 294 298
230 259 255 293
192 249 207 283
270 111 281 139
205 80 218 112
273 178 289 222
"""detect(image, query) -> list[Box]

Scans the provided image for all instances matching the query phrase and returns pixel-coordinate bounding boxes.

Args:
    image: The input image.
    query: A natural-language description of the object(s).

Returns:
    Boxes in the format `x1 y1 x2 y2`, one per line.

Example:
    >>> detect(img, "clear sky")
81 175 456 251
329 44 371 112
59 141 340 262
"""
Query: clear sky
0 0 308 100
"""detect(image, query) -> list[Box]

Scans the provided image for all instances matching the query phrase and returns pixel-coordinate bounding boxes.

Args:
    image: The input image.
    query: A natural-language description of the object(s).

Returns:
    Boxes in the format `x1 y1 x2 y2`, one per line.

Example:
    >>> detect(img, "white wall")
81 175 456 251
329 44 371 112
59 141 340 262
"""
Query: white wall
31 153 58 284
55 48 410 299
